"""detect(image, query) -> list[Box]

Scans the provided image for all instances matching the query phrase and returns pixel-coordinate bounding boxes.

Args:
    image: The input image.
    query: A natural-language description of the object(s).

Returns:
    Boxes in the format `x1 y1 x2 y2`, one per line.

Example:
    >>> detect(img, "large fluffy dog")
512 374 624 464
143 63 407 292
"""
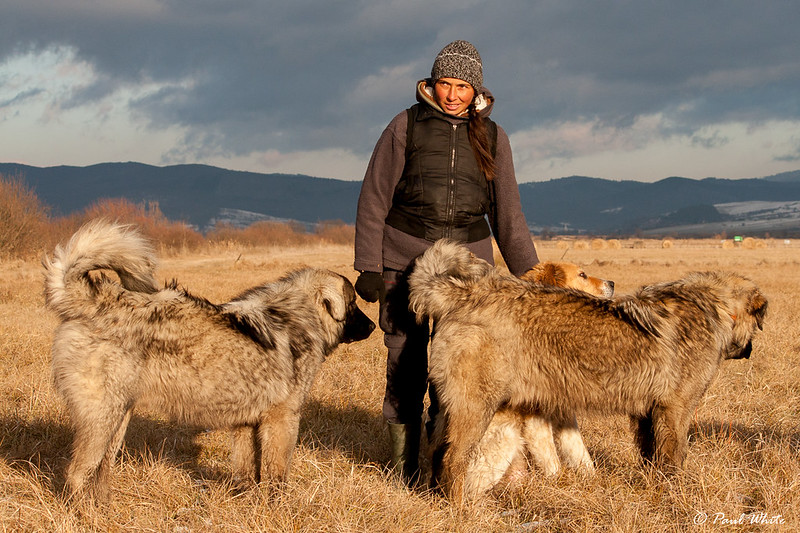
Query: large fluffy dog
43 220 374 502
464 261 615 496
408 240 767 501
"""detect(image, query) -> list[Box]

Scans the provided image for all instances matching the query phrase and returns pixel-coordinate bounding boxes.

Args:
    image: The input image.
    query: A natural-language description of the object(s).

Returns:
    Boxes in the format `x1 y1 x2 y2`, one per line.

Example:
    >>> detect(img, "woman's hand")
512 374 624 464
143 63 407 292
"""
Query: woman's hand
355 271 385 303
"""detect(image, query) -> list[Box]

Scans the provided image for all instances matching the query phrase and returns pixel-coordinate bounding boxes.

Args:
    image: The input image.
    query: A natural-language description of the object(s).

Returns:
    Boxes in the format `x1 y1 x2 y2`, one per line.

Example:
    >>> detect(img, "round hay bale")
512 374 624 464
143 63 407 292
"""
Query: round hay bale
573 240 590 250
556 241 570 250
754 239 767 249
721 240 735 249
661 239 673 249
606 239 622 249
742 237 757 249
591 239 606 250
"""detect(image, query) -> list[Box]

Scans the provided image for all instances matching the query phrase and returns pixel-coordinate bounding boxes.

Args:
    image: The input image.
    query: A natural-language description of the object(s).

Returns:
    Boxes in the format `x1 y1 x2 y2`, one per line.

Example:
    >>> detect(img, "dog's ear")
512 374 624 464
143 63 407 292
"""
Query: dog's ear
316 278 347 322
523 263 566 287
748 290 768 330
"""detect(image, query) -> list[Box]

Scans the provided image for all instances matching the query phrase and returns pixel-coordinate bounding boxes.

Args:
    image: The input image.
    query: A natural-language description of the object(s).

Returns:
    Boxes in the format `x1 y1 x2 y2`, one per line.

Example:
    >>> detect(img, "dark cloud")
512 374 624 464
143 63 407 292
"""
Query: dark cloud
2 0 799 162
0 87 43 108
776 141 800 163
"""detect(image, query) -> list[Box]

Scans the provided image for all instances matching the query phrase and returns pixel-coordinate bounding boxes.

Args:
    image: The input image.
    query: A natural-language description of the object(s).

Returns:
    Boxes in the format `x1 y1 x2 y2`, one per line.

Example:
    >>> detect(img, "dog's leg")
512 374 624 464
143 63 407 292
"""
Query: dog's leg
231 425 260 485
552 415 595 473
94 408 132 502
522 414 560 476
428 410 448 491
651 404 690 471
65 403 130 503
257 402 302 485
466 410 524 495
632 414 656 462
439 404 495 503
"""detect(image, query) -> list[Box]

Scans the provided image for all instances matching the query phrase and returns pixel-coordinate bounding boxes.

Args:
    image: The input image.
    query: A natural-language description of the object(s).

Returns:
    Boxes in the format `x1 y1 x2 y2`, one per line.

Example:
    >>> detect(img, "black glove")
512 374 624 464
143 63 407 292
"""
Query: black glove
355 271 385 303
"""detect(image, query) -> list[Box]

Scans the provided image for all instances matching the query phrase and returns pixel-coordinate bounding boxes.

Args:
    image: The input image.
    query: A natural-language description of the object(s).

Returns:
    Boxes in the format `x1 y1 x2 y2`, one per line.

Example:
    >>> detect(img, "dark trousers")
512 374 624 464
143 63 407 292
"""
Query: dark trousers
380 268 439 426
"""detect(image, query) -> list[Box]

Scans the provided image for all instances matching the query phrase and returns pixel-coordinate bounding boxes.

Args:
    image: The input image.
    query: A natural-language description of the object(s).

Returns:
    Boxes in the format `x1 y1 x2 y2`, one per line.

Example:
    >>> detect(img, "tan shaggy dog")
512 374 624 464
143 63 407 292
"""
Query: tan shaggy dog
43 220 375 503
462 261 615 497
408 240 767 502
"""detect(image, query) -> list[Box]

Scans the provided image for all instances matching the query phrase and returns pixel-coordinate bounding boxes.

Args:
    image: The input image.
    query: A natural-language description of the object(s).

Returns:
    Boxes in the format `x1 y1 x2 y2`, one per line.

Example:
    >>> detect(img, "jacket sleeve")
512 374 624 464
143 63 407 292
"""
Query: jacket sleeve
492 125 539 276
353 111 408 272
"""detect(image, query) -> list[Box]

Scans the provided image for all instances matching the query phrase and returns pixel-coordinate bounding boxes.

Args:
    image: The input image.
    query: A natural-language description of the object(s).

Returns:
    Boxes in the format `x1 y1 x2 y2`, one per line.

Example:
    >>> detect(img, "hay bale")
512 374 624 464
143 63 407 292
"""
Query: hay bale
721 240 735 249
591 239 606 250
556 241 570 250
661 239 673 249
606 239 622 249
742 237 757 249
573 240 590 250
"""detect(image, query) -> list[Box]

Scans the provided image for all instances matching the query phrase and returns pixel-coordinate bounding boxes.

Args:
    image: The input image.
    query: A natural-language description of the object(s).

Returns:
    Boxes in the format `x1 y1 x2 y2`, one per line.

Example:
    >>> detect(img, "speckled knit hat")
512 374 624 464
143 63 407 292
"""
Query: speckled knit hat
430 40 483 89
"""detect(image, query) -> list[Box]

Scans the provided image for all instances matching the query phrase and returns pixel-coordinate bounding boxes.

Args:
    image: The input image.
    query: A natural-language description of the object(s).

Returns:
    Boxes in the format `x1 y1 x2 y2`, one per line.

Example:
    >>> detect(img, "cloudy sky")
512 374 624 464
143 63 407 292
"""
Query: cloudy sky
1 0 799 183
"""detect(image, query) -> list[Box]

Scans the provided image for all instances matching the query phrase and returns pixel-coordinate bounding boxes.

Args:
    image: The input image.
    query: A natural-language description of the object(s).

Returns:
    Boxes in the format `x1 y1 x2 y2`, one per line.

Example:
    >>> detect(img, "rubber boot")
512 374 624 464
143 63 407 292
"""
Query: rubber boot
387 422 421 486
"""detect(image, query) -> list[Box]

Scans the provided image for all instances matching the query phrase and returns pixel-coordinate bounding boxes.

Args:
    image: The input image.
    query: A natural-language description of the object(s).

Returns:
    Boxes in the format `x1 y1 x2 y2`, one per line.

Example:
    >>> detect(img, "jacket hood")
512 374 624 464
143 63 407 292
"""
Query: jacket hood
416 79 494 118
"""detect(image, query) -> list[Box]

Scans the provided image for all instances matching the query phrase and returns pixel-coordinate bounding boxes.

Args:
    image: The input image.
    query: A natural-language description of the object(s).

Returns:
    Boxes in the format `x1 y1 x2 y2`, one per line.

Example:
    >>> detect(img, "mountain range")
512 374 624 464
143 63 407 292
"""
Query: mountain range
3 162 800 237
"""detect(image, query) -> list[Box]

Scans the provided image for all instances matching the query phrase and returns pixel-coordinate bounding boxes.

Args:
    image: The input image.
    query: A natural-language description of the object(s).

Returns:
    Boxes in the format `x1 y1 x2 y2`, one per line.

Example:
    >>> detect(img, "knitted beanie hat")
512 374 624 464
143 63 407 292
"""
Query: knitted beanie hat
430 40 483 89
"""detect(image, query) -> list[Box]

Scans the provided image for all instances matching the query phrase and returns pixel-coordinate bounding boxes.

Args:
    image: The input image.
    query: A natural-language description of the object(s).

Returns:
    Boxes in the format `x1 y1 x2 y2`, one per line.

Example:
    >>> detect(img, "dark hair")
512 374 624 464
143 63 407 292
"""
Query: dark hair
467 102 495 181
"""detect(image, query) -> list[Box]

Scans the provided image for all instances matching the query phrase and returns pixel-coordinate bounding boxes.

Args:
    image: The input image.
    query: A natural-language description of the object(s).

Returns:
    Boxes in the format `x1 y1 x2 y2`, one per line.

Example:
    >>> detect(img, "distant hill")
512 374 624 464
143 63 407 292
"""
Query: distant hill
3 162 800 237
518 174 800 236
0 162 362 231
761 170 800 182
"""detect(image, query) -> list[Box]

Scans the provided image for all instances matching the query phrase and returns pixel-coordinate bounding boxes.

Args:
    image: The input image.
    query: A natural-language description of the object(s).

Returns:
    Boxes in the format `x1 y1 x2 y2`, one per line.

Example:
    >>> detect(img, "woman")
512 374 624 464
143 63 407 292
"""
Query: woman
353 40 538 483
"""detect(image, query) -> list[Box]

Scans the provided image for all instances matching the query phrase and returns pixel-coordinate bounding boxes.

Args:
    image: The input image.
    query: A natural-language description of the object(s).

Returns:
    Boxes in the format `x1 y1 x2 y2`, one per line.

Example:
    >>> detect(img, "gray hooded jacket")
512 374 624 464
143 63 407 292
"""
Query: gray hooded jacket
354 80 538 276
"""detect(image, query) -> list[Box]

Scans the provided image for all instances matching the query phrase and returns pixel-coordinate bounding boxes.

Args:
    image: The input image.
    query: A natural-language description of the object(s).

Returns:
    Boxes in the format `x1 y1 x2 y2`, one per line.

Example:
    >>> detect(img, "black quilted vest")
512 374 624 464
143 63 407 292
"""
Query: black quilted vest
385 104 496 242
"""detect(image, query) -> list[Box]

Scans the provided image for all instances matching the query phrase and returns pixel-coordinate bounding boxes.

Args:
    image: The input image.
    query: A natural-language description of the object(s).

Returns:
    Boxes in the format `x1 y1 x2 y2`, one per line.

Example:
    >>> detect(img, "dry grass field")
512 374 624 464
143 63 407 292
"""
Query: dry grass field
1 236 799 532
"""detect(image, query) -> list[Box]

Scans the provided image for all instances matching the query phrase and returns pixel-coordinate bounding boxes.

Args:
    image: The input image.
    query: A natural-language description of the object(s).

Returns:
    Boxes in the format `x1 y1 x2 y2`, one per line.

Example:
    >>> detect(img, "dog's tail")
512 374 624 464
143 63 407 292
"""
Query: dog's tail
43 219 159 320
407 239 494 322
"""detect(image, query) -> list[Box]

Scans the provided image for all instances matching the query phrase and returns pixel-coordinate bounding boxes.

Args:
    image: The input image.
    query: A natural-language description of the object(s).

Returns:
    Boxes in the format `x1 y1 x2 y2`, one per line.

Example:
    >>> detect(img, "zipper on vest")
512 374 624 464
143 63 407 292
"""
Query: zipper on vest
445 123 458 238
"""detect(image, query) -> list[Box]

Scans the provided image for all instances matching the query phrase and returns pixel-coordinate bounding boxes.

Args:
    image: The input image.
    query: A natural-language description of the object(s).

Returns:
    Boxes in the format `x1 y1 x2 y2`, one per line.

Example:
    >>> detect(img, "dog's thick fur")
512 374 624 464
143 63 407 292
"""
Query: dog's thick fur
43 220 374 502
465 261 614 496
408 240 767 501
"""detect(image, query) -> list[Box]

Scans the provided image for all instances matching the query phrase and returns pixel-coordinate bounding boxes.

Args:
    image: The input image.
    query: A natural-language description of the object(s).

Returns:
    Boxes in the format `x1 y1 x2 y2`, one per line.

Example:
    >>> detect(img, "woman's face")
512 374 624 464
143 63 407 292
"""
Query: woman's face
433 78 474 116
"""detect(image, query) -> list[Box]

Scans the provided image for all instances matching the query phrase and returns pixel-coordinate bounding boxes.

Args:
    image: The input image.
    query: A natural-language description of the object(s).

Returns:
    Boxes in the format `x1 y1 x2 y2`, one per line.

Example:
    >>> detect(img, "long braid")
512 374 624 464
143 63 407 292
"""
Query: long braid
467 103 495 182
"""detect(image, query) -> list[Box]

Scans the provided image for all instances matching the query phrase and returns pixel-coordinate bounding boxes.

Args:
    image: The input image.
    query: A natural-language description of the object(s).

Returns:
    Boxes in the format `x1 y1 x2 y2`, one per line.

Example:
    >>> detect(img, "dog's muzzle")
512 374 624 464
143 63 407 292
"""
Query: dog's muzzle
726 340 752 360
342 307 376 343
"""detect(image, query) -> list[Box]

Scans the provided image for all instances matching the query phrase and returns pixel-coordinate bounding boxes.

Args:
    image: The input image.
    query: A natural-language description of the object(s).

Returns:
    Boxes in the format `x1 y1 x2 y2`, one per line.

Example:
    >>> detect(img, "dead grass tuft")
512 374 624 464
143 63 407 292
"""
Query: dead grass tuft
0 175 50 259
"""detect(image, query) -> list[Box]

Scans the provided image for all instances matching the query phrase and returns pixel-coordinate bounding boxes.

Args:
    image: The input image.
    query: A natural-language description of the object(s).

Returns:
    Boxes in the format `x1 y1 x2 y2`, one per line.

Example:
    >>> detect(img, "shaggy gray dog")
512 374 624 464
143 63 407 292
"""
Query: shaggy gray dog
43 220 374 502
